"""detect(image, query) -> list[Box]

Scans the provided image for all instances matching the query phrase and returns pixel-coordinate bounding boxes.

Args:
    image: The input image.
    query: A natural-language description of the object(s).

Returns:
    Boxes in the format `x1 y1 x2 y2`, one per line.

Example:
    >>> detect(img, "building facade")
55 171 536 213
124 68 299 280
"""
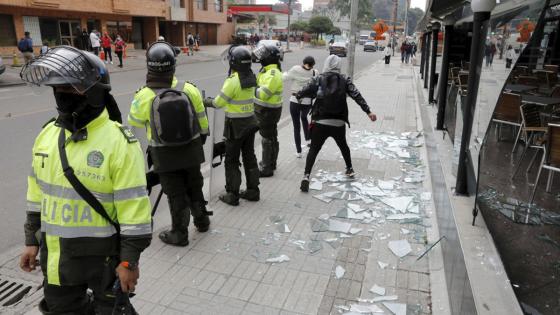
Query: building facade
0 0 233 55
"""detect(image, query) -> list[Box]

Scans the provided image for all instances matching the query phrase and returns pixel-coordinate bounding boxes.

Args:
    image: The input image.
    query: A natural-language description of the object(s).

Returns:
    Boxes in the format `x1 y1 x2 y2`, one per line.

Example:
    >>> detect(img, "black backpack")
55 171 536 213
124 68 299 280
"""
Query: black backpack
315 73 347 116
150 81 201 146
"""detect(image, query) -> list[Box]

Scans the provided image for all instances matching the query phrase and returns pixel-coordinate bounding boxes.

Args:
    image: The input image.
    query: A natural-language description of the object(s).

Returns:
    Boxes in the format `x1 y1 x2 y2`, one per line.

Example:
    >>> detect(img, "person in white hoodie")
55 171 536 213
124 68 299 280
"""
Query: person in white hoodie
505 45 516 69
89 30 101 56
283 56 319 158
384 44 393 65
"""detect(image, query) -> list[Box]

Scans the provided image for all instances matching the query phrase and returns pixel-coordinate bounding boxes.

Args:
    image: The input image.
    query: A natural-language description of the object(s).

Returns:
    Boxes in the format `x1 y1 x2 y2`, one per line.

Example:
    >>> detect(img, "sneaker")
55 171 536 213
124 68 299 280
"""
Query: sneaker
345 168 356 178
110 61 113 64
300 175 310 192
104 60 108 64
296 152 302 159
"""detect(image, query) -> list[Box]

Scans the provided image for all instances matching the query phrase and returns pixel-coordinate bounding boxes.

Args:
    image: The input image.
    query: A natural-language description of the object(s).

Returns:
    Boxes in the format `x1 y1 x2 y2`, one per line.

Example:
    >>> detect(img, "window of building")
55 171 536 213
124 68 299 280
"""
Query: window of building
0 14 17 46
214 0 223 12
107 21 133 42
196 0 207 10
170 0 185 8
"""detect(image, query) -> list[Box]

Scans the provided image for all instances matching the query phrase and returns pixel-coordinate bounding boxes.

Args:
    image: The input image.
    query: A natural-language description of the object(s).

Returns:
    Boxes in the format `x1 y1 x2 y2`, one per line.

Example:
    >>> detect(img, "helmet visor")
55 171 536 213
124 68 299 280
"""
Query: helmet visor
251 45 269 63
20 46 101 94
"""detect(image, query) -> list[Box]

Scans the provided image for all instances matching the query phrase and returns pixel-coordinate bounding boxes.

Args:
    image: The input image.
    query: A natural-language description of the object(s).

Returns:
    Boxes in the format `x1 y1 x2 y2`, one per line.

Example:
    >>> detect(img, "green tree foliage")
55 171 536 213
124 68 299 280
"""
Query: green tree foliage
405 7 424 35
258 15 277 27
290 21 309 33
327 26 342 35
308 16 334 39
332 0 374 26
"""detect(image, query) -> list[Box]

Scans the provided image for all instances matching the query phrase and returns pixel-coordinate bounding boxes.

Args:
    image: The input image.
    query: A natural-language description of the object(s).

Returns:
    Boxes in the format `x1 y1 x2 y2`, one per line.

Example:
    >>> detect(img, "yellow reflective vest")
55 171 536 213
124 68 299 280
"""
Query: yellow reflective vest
213 72 256 118
128 78 209 141
25 110 152 286
255 64 283 109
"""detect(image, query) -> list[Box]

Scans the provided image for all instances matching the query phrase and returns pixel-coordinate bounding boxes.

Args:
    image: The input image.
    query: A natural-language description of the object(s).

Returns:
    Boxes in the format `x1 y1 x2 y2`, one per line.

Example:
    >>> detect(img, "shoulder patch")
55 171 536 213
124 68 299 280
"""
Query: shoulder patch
118 126 138 143
42 117 56 129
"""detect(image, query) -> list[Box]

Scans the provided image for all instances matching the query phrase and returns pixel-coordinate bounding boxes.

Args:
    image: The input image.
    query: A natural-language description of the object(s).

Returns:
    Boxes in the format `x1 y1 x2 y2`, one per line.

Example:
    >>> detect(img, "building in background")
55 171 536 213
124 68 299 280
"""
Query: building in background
0 0 234 55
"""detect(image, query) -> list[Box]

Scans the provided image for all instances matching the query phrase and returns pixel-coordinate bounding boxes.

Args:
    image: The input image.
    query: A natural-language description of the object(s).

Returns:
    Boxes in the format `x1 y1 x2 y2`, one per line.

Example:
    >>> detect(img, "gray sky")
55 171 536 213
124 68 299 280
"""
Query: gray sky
256 0 427 12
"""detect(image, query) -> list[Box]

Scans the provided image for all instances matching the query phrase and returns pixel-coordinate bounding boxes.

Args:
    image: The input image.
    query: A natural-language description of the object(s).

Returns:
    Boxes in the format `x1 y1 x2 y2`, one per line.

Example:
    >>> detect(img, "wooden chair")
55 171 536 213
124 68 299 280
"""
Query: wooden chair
492 92 522 151
517 75 540 87
511 103 547 180
530 123 560 205
458 73 469 95
461 60 470 70
544 64 559 75
450 67 461 84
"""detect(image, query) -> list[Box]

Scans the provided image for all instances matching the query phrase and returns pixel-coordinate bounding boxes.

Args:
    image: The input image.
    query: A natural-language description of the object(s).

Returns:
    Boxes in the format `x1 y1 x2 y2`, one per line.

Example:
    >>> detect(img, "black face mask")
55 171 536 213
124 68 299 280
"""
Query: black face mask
54 91 103 132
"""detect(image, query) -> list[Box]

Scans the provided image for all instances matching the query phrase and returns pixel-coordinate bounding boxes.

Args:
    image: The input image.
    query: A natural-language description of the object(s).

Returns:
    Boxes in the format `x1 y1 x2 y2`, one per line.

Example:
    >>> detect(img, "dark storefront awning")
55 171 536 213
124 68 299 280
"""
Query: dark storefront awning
456 0 543 28
417 0 468 31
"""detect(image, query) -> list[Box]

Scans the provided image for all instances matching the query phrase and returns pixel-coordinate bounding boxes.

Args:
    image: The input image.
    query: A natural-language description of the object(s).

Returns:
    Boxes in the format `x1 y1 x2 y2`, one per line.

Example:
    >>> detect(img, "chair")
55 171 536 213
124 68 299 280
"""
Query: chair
511 103 547 180
450 67 461 84
544 64 559 75
461 60 470 70
535 71 557 88
458 73 469 95
550 85 560 98
517 75 540 87
493 92 522 149
529 123 560 205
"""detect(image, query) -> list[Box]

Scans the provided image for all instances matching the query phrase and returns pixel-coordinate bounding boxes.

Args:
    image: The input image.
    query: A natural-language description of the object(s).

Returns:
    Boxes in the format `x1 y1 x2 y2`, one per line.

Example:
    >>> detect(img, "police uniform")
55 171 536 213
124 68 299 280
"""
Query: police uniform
213 71 260 204
128 78 210 243
255 64 283 175
25 109 152 313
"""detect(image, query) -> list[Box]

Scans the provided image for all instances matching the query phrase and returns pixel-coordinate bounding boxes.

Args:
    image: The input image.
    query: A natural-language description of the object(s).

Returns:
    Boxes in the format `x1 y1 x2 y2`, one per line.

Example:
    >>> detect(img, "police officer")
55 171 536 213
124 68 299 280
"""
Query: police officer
19 46 152 314
253 44 284 177
128 41 210 246
205 46 260 206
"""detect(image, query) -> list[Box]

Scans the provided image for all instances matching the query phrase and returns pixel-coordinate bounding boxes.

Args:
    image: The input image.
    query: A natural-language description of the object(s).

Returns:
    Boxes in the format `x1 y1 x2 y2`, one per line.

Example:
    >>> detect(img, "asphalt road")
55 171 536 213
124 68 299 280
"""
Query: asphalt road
0 46 383 253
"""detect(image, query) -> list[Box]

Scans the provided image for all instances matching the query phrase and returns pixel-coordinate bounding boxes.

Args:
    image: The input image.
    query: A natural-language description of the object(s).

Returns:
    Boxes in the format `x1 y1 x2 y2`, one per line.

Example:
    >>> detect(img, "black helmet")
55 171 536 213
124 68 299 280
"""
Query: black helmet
20 46 110 93
146 41 176 73
228 46 252 72
303 56 315 67
252 44 281 66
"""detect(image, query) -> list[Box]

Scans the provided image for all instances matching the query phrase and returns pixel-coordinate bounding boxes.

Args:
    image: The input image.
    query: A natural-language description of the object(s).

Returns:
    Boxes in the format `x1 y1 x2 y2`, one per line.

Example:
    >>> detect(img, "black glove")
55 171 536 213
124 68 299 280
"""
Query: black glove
203 97 215 108
201 134 207 145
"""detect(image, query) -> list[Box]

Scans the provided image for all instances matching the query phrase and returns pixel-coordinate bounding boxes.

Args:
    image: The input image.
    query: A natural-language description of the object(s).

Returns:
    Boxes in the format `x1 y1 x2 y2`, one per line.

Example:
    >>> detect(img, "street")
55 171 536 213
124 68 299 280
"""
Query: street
0 46 383 254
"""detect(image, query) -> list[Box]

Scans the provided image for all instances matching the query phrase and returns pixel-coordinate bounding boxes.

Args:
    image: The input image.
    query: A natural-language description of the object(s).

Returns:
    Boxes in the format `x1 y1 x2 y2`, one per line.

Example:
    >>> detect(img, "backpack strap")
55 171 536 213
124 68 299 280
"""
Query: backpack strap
174 80 185 94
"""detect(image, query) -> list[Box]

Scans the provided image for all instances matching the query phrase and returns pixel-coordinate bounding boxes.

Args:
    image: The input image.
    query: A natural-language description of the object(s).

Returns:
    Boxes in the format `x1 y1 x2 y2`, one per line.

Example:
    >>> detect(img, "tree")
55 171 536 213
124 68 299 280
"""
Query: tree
308 15 334 39
291 21 309 34
257 14 277 32
327 26 342 36
405 7 424 35
332 0 374 26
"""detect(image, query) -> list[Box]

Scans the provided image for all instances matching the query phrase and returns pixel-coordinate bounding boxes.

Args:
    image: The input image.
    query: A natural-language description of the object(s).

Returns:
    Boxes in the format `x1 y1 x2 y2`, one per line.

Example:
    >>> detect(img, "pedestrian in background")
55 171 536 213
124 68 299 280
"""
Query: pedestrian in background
296 55 377 192
40 41 49 55
195 33 201 50
505 45 516 69
114 35 126 68
400 42 406 63
405 43 413 64
80 29 90 50
101 33 113 64
90 29 101 56
17 32 34 63
283 56 318 158
384 44 392 65
187 33 195 56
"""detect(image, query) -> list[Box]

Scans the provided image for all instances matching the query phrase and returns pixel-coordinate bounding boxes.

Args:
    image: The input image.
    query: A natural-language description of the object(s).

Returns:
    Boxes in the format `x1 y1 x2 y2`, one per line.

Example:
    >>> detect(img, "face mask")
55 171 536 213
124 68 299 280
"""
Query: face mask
54 91 90 132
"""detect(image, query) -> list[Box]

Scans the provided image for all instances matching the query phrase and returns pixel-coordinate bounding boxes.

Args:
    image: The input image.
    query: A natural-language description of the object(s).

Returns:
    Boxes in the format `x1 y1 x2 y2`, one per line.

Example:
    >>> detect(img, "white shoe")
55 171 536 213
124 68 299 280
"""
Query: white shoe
110 61 113 64
296 152 302 158
104 60 108 64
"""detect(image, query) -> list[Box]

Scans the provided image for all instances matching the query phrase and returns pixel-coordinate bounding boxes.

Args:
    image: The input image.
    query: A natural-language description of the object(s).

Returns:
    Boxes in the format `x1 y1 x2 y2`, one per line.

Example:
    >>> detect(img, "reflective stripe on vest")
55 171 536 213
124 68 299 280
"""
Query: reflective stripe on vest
41 222 117 238
27 201 41 213
254 99 283 108
121 223 152 236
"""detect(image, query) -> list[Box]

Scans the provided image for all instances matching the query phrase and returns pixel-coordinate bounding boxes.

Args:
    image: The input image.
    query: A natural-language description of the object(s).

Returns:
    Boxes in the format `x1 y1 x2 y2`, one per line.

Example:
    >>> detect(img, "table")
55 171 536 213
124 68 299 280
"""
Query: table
504 84 539 94
521 95 560 106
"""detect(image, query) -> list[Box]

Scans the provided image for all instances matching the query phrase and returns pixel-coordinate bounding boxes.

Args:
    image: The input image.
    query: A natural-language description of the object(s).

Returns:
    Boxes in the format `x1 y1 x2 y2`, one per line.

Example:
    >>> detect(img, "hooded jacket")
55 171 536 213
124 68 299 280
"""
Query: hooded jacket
283 65 319 105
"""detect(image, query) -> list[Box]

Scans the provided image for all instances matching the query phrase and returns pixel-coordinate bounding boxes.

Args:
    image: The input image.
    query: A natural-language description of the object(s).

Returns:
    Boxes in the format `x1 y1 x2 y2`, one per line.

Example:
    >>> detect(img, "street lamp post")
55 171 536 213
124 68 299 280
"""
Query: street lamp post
455 0 496 195
286 0 292 52
347 0 359 79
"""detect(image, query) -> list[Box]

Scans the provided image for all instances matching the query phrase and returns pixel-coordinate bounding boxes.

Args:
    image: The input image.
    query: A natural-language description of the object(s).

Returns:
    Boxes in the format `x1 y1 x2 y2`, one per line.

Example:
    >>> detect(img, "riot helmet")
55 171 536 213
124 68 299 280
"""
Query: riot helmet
228 46 253 73
252 44 281 67
146 41 176 73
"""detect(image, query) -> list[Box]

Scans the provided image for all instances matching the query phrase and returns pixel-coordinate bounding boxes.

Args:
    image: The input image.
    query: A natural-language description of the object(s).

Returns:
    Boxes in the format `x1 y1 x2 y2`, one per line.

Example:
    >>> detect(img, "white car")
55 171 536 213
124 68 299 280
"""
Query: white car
257 39 284 61
0 56 5 75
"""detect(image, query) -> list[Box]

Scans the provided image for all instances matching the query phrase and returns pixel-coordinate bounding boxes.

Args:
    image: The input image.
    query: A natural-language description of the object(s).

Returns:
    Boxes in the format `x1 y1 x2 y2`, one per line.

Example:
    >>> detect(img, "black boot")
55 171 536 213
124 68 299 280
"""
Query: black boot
159 208 189 246
271 140 279 170
259 138 275 177
191 202 211 232
219 192 240 206
240 168 260 201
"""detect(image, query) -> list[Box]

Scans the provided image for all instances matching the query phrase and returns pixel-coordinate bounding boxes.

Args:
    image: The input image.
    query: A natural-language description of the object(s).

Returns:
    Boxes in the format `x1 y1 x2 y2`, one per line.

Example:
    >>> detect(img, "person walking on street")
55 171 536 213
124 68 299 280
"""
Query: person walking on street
114 35 126 68
90 30 101 56
283 56 318 158
400 42 406 63
384 44 393 65
19 46 152 314
505 45 516 69
405 43 413 64
18 32 34 63
129 41 211 246
204 46 260 206
187 33 195 56
80 29 90 51
296 55 377 192
40 41 49 55
195 33 201 50
253 44 284 177
101 33 113 64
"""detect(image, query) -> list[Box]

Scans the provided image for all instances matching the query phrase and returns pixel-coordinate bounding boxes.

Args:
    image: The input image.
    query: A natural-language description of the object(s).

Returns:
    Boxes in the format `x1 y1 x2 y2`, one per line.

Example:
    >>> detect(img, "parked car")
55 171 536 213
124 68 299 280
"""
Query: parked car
364 41 377 52
257 39 284 61
0 56 5 75
329 42 348 57
359 35 369 45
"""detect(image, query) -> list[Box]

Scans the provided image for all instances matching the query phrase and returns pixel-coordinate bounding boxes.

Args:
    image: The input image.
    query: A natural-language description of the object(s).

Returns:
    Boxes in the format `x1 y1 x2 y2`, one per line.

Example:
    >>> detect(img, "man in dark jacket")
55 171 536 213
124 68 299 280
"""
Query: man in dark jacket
296 55 377 192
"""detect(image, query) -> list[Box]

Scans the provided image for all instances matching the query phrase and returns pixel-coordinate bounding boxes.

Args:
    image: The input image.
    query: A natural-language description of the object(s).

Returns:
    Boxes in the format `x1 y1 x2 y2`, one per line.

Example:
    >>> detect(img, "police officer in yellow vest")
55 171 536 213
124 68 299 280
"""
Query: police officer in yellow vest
252 44 284 177
204 46 260 206
19 46 152 314
128 42 211 246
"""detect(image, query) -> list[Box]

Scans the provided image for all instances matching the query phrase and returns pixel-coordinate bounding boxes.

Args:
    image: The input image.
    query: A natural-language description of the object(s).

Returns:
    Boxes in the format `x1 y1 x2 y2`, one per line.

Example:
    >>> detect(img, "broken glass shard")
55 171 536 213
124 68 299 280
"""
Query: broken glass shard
313 193 334 203
349 228 362 235
308 240 323 254
309 218 329 232
269 215 285 223
383 302 407 315
370 284 386 296
381 196 414 213
335 265 345 279
386 214 421 220
277 223 291 233
372 295 398 302
401 228 410 235
349 304 384 313
329 219 352 233
378 261 388 269
421 192 432 201
348 203 366 212
388 240 412 258
310 180 323 191
266 255 290 263
378 180 395 190
407 204 420 214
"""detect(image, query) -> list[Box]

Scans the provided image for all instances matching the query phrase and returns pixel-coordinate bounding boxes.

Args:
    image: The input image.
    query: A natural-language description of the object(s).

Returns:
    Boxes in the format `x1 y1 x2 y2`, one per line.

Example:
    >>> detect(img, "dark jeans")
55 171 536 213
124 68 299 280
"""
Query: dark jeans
103 47 112 61
506 58 512 69
289 101 311 153
304 123 352 175
225 131 258 192
158 167 205 224
385 55 391 64
116 51 123 67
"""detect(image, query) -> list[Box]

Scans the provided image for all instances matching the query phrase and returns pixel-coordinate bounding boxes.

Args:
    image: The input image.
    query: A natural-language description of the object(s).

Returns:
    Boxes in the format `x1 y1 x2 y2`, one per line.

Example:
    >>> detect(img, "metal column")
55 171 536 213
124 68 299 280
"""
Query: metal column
456 11 491 195
420 33 427 78
428 23 441 103
423 29 432 89
436 23 454 130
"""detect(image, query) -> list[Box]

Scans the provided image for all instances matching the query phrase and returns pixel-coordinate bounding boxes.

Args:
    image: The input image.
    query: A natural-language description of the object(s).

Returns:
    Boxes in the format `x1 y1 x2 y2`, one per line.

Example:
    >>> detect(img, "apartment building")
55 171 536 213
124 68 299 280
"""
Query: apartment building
0 0 233 54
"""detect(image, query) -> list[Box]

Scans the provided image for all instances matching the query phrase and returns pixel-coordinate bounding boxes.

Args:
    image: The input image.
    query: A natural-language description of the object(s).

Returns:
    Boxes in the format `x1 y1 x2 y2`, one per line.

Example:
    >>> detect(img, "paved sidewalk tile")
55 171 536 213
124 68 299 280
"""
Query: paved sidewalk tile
134 58 434 314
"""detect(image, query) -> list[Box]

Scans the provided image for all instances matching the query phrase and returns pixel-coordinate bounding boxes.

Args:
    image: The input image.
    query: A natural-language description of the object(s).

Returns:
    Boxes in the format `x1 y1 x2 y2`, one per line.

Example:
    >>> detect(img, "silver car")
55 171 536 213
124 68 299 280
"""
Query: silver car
257 40 284 61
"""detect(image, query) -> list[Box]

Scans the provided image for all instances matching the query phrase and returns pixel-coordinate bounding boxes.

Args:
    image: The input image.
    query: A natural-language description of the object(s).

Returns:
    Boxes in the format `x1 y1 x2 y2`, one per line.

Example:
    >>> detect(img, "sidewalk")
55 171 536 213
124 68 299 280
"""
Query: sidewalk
127 59 446 314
